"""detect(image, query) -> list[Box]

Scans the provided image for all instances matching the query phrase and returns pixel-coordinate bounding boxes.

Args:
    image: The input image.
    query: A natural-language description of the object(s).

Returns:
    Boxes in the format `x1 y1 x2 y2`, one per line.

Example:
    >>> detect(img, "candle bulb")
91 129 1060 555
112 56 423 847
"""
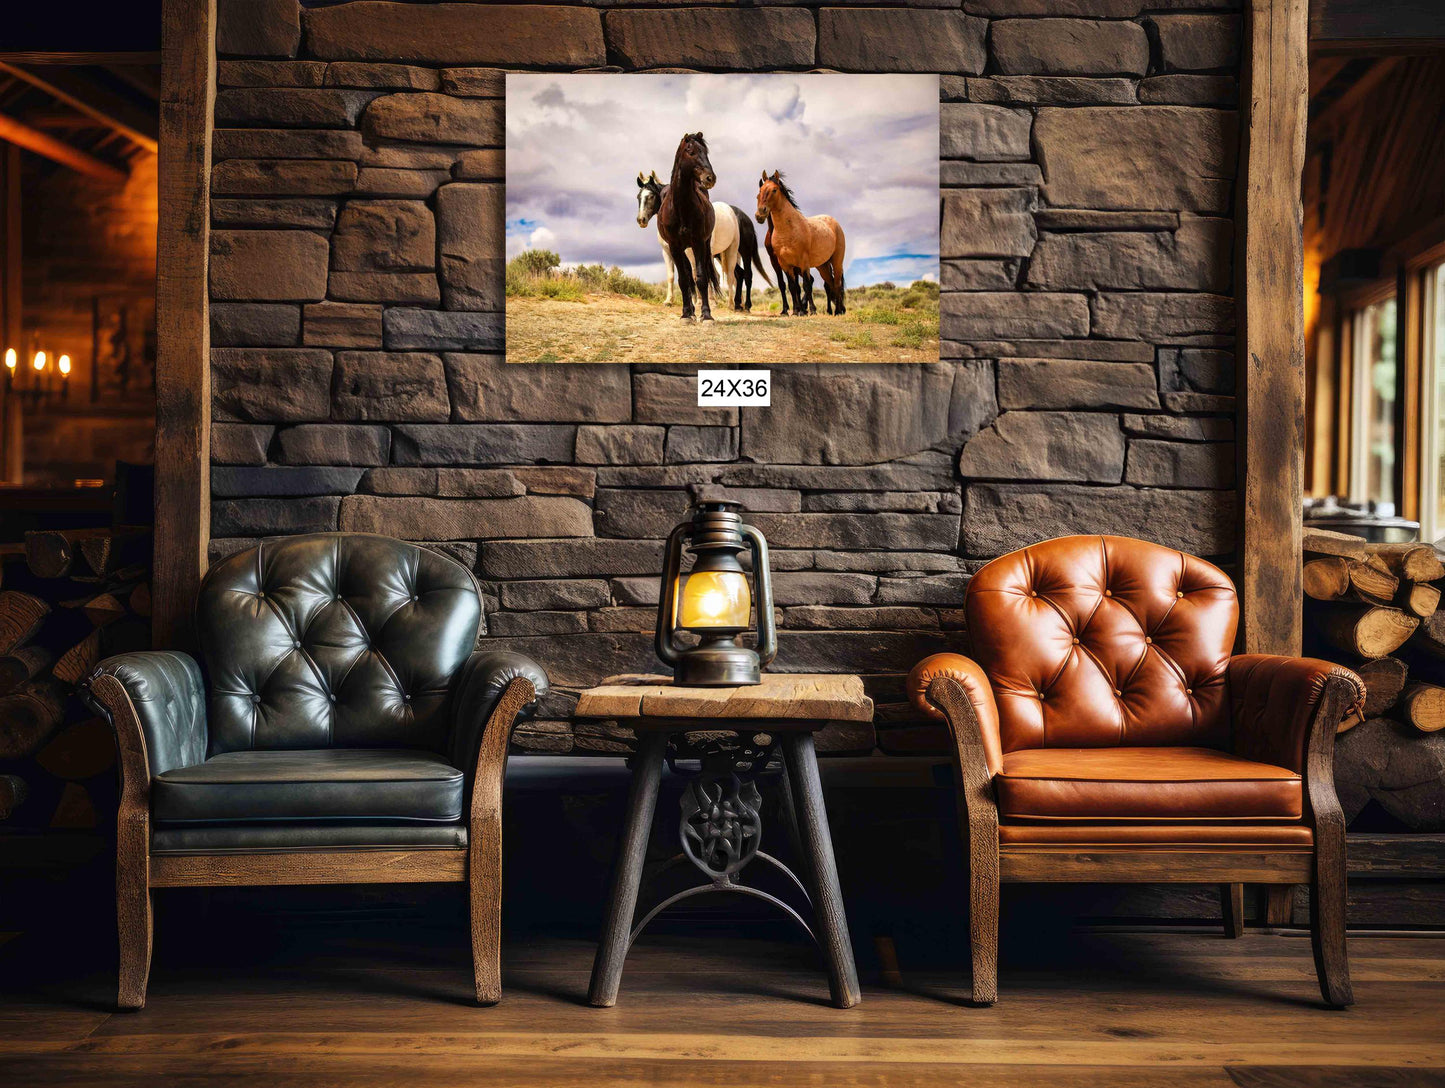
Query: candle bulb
4 348 14 371
33 350 45 371
58 354 70 377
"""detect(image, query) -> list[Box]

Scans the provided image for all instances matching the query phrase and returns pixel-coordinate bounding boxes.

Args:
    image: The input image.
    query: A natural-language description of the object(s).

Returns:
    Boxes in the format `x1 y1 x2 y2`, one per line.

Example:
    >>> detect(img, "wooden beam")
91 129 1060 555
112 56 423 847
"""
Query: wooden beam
0 63 158 153
1310 0 1445 54
0 53 162 66
0 112 127 181
1239 0 1310 656
150 0 214 651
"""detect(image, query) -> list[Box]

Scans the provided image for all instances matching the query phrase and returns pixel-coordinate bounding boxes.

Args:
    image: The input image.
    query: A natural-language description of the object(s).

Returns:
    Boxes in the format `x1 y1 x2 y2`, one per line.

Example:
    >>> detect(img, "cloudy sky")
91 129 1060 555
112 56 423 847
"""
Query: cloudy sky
505 73 939 287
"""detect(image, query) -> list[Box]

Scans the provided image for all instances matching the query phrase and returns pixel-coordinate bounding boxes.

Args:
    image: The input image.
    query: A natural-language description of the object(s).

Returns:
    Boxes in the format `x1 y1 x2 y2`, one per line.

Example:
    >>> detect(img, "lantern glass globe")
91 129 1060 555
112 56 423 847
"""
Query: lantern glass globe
677 569 751 631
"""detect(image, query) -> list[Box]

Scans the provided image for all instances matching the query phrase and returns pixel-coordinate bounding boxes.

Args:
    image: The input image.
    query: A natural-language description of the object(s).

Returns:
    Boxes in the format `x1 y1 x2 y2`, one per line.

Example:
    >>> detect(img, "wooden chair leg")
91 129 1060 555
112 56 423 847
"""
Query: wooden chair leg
1262 884 1296 927
968 833 999 1006
1220 883 1245 938
1311 842 1354 1007
469 815 503 1005
116 878 152 1011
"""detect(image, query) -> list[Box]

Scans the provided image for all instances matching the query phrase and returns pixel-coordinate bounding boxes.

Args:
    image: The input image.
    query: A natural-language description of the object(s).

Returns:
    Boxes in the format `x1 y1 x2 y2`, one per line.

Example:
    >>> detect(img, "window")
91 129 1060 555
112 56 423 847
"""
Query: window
1422 262 1445 543
1349 295 1399 509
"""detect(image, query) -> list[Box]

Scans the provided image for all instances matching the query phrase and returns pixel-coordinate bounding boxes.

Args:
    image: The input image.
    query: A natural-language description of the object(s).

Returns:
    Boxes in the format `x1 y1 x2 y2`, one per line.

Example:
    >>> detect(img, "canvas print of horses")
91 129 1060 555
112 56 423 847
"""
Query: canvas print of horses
504 73 940 364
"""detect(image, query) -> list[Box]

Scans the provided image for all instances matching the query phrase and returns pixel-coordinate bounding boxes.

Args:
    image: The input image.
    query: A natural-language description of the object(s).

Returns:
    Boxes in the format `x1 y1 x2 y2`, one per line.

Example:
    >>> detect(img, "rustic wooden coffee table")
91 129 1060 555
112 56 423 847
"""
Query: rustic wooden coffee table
576 673 872 1009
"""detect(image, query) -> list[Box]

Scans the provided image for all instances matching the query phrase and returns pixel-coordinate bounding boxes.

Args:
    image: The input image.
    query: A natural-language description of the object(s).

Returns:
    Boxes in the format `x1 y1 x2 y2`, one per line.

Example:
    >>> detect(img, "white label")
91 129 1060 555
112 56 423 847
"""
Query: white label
697 370 771 407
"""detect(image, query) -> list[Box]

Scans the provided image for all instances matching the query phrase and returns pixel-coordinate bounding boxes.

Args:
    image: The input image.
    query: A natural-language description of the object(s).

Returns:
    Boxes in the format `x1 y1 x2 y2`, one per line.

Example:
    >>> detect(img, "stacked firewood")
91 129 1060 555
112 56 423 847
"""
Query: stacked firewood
1303 528 1445 831
0 528 151 830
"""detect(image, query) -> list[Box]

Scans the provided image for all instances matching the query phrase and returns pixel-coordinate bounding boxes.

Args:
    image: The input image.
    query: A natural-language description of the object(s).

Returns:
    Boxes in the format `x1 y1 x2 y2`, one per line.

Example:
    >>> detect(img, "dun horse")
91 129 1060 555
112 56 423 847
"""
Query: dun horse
755 171 846 316
657 132 717 322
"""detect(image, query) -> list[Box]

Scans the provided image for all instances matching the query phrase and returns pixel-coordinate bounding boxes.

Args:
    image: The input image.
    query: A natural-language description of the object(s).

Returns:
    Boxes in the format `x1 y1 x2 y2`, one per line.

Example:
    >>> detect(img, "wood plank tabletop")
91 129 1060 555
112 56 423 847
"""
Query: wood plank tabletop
575 673 874 723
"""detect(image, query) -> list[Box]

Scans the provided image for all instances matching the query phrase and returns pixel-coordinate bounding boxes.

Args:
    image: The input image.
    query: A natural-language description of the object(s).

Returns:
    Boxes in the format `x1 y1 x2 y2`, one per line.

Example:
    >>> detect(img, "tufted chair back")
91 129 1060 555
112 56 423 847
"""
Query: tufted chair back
197 534 483 755
966 535 1238 754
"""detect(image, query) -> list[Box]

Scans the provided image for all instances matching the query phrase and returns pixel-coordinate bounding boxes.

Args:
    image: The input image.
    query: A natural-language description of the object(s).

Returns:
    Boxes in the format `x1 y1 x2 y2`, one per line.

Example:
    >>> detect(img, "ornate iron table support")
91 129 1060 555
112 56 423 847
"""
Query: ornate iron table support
588 729 860 1009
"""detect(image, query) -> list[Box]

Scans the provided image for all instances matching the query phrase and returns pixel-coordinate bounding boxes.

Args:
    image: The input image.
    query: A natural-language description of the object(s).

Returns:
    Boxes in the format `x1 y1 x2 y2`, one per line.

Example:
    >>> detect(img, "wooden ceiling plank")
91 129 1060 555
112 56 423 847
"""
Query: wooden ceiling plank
1309 57 1403 132
0 111 128 182
0 62 157 153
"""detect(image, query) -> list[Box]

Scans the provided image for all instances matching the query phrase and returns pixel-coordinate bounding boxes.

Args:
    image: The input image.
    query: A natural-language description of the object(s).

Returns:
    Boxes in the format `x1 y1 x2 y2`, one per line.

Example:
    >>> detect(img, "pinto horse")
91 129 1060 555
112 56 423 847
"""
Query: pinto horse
657 132 717 322
755 171 846 316
637 171 771 309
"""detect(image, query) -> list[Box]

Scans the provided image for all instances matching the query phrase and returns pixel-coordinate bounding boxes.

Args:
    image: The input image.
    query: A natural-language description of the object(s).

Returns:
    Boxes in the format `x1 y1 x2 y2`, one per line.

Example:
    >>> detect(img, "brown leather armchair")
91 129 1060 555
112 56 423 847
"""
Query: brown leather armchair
906 535 1365 1007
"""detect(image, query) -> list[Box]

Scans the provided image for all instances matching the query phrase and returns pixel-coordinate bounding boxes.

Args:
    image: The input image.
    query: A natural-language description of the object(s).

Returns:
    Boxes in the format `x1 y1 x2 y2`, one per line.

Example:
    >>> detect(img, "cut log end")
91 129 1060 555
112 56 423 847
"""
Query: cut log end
1402 683 1445 733
1318 605 1420 659
0 590 51 656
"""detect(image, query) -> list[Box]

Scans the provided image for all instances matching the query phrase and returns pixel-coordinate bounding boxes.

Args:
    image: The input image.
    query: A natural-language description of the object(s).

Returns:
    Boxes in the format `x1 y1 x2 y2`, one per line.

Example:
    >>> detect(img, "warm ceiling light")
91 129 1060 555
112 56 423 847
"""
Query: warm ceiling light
33 351 46 371
58 354 71 376
4 348 14 370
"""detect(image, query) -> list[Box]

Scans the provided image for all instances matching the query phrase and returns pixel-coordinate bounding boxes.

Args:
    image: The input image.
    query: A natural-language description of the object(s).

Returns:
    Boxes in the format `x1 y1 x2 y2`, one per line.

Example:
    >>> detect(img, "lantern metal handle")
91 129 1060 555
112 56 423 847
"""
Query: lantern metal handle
654 521 690 667
741 522 776 667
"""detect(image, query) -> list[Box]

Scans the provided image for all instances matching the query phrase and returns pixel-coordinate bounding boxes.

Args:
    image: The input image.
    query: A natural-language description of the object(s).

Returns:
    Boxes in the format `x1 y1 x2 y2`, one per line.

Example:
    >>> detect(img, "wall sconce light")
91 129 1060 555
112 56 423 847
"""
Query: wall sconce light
655 500 776 686
3 346 69 405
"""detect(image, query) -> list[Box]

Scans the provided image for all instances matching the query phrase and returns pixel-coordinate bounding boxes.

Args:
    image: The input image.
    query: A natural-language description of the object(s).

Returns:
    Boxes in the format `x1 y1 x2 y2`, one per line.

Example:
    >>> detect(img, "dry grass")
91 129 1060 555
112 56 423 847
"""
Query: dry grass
505 280 940 364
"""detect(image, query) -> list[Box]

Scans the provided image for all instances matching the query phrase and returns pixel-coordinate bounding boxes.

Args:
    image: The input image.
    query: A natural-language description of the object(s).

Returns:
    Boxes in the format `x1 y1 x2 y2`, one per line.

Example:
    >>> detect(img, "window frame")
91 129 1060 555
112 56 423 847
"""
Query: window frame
1339 279 1400 508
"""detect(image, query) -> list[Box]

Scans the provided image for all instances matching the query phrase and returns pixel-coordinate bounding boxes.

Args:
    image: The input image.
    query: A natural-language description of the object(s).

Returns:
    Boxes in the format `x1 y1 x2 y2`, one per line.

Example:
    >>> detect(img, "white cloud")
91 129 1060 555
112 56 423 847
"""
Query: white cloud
505 74 939 287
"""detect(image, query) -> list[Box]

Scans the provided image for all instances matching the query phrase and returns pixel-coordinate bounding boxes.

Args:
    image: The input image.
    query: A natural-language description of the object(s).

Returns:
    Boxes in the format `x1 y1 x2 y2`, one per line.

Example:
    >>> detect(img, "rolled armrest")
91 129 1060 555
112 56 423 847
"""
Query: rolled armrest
905 652 1003 775
82 651 208 778
449 650 549 772
1227 654 1366 773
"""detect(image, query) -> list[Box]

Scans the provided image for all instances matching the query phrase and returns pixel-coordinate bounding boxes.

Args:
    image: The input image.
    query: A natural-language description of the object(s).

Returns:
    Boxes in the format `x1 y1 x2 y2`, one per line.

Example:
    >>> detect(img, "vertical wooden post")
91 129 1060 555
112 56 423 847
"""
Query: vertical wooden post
152 0 215 649
1238 0 1310 655
2 143 21 484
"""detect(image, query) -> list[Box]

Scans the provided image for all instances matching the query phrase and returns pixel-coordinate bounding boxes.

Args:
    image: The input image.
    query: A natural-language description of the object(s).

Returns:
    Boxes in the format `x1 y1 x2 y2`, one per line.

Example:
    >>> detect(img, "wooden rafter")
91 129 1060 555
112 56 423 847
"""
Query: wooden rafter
0 110 127 182
0 62 157 153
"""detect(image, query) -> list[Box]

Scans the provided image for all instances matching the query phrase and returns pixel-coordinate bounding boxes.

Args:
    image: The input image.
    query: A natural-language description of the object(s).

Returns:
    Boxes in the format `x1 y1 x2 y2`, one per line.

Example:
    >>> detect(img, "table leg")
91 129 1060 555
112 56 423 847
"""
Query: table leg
782 732 861 1009
588 731 668 1008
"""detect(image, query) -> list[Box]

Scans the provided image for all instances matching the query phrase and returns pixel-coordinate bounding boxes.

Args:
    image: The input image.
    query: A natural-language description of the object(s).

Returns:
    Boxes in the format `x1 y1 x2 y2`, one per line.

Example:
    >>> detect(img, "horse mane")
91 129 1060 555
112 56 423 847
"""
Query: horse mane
689 132 709 155
770 172 799 209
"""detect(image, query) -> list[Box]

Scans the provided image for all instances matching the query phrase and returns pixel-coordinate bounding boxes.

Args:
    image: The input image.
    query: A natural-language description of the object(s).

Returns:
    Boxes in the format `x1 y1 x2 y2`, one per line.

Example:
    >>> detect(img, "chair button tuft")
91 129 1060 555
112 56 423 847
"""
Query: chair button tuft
1071 637 1080 645
1176 590 1185 598
1113 688 1123 697
1103 589 1112 598
1144 636 1152 644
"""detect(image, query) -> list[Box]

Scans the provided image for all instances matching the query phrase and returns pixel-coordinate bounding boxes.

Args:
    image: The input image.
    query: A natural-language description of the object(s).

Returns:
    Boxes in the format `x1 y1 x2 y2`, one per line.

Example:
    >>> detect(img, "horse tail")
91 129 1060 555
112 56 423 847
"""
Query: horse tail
737 209 774 288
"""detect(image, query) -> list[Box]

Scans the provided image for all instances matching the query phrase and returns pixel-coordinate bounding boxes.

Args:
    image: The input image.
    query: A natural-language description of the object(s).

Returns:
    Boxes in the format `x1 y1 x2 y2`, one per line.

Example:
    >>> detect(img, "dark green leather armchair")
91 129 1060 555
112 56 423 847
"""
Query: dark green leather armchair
83 533 547 1009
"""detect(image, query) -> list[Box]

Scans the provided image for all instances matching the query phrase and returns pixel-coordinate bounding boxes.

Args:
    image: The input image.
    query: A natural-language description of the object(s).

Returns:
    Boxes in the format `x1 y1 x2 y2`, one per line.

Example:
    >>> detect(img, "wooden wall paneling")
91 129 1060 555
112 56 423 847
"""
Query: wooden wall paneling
151 0 213 650
2 143 20 484
1240 0 1311 655
1309 293 1338 496
1335 310 1353 494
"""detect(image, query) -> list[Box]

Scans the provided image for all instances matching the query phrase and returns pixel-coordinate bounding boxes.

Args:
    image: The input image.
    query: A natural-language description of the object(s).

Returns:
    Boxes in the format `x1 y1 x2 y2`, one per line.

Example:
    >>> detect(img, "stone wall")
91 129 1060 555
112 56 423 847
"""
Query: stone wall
208 0 1242 755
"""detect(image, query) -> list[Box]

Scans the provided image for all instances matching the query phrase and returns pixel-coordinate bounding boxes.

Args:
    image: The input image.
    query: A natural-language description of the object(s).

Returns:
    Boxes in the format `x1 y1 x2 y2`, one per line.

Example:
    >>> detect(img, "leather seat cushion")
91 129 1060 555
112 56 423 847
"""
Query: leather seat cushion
996 747 1302 822
153 749 464 825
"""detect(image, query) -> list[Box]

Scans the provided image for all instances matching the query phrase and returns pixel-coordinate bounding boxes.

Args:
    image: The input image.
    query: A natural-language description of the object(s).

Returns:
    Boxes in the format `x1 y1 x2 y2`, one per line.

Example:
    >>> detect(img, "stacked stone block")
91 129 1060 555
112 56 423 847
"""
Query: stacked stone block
208 0 1242 755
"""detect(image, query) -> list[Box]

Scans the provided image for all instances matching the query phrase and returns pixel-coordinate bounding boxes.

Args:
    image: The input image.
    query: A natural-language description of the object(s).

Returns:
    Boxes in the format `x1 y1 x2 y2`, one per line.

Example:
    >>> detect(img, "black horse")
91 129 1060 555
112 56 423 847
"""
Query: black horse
657 132 717 322
729 207 773 312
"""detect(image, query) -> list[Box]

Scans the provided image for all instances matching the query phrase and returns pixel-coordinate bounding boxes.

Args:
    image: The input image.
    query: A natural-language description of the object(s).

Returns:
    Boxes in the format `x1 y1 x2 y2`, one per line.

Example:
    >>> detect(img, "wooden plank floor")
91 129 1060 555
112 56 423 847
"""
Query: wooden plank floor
2 911 1444 1087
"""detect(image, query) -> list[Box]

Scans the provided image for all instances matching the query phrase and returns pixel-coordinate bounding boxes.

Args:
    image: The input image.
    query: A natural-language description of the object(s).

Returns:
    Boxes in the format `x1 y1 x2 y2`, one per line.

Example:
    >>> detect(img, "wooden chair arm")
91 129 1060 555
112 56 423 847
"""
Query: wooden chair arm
927 675 1000 846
